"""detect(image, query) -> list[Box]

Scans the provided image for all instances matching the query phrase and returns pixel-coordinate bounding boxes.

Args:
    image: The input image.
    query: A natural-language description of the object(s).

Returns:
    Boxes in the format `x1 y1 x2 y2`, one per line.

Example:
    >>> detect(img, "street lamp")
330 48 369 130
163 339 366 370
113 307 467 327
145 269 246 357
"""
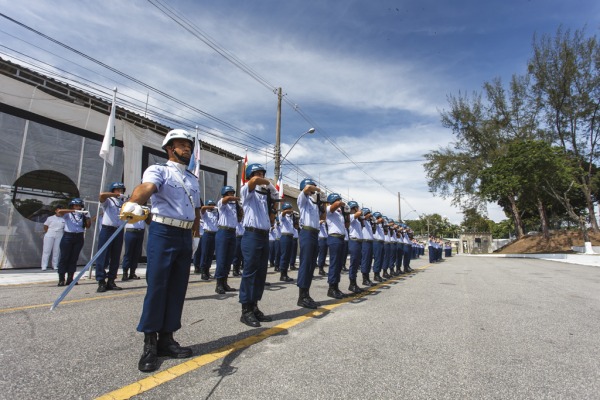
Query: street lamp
274 127 315 179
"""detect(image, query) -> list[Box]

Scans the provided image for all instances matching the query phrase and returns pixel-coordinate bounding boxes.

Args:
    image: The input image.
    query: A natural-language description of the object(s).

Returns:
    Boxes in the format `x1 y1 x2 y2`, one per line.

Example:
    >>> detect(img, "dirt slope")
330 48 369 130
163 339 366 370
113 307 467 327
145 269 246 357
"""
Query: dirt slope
495 230 600 254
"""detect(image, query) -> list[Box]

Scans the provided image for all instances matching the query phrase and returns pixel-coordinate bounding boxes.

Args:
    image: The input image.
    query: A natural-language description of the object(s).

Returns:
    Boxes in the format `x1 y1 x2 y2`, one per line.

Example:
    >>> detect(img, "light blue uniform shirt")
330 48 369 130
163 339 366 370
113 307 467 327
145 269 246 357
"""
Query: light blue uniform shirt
143 161 200 221
348 214 363 240
241 184 270 231
280 214 294 235
63 212 88 233
202 209 219 232
236 222 245 236
318 221 328 238
217 199 238 228
326 205 345 235
297 192 319 230
125 219 146 229
373 223 384 241
362 220 373 241
101 196 125 227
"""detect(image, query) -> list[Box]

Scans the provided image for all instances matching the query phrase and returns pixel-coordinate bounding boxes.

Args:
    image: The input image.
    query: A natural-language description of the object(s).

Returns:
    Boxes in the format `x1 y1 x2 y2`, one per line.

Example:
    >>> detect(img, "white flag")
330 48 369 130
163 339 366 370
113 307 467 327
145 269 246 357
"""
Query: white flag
99 88 117 165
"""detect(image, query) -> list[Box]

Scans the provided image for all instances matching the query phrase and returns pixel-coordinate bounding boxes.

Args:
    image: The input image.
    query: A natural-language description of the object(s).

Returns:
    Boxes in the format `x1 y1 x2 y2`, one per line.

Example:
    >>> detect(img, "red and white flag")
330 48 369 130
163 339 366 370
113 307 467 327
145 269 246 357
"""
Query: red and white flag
276 171 284 199
240 152 248 186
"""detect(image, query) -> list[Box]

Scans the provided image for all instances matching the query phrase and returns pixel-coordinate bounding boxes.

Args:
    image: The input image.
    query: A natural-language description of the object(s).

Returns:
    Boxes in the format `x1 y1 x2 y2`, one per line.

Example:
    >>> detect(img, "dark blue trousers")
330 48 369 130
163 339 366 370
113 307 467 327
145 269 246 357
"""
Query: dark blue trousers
372 241 384 273
403 243 412 268
297 229 317 289
360 240 373 274
95 225 124 281
269 240 280 267
317 238 328 268
58 232 84 276
348 239 362 280
200 231 216 271
396 245 404 269
122 230 144 273
326 236 344 285
279 234 293 272
215 229 236 279
428 246 435 263
239 230 269 304
383 242 391 270
193 237 202 269
232 236 243 269
290 237 298 267
342 240 349 267
137 223 191 333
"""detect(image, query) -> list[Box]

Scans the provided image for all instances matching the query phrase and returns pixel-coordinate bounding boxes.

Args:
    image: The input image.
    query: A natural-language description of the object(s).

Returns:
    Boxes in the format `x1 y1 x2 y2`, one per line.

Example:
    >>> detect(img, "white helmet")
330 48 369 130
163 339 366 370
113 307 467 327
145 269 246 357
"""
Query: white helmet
162 129 194 150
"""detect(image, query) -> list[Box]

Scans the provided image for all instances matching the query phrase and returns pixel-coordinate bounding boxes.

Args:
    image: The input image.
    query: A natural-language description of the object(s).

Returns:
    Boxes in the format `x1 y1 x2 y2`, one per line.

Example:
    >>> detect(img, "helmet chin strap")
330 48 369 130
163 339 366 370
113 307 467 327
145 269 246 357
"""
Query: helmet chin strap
172 148 191 164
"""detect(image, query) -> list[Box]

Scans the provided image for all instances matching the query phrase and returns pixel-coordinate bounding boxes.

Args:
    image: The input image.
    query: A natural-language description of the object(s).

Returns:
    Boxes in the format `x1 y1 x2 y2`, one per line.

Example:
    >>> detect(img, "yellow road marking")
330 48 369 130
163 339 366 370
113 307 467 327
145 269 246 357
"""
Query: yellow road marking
0 280 212 314
97 266 430 400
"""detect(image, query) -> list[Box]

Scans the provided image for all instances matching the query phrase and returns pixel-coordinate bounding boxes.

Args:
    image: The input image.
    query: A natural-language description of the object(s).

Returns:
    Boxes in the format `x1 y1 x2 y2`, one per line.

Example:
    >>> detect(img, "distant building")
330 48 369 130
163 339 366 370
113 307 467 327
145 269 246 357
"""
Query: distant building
0 57 242 268
459 232 493 254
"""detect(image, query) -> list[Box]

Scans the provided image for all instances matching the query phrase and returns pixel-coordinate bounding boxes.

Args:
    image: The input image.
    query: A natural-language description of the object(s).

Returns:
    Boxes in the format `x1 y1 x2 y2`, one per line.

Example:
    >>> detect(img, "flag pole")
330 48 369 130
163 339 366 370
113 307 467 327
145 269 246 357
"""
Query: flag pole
89 87 117 278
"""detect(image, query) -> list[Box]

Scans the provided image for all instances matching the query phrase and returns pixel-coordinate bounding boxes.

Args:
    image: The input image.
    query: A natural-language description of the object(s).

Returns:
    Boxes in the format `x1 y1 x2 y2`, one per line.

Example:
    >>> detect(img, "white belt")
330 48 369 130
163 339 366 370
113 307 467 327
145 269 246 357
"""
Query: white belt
152 215 193 229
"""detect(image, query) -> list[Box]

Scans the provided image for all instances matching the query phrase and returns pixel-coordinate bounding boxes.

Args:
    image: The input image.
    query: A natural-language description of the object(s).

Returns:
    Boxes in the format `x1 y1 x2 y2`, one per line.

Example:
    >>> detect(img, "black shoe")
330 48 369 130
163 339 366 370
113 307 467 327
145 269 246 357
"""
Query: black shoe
327 285 344 299
290 265 297 271
157 332 193 358
201 273 210 281
215 278 226 294
97 279 107 293
241 304 261 327
232 267 240 277
253 303 272 322
106 279 122 291
274 267 280 272
223 278 237 292
318 268 326 276
383 271 391 279
264 281 271 286
129 273 140 280
373 274 383 282
348 280 364 294
193 266 201 274
297 295 319 309
57 280 65 287
342 266 349 272
139 333 159 372
122 271 130 281
279 273 294 282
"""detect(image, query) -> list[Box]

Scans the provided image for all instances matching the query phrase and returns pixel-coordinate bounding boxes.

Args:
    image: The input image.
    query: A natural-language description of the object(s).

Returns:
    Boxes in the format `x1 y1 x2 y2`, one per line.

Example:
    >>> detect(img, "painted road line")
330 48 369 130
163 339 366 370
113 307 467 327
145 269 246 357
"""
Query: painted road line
97 266 431 400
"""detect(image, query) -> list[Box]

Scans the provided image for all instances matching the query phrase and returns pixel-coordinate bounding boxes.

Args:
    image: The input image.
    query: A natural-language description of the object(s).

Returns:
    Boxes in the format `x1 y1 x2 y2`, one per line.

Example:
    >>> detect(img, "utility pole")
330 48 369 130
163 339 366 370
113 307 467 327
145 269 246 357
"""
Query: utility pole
274 87 282 180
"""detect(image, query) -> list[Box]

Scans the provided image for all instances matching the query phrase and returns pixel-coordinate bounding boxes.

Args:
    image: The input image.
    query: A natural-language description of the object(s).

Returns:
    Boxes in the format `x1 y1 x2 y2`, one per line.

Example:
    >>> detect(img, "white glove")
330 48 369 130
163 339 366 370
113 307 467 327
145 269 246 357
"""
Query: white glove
267 183 279 200
120 202 148 223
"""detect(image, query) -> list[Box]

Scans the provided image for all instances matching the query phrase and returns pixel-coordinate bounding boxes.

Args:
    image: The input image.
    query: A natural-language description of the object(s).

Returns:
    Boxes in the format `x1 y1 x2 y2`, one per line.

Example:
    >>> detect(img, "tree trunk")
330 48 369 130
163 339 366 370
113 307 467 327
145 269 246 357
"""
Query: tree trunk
536 197 550 239
581 183 599 232
508 195 524 239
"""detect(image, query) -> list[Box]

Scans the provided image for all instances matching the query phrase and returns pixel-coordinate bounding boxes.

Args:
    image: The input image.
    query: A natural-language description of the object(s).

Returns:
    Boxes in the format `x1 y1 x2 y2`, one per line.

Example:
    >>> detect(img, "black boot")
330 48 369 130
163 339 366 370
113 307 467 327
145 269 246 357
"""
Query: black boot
122 270 130 281
215 278 226 294
193 266 201 274
373 273 383 282
97 279 107 293
201 265 213 280
223 277 237 292
348 279 364 294
289 264 297 271
240 303 261 327
362 273 374 287
232 265 240 276
65 273 77 285
297 288 319 309
129 271 140 280
383 270 391 279
106 278 122 291
138 332 159 372
327 284 344 299
279 272 294 282
318 267 326 276
157 332 193 358
57 273 65 287
252 303 272 322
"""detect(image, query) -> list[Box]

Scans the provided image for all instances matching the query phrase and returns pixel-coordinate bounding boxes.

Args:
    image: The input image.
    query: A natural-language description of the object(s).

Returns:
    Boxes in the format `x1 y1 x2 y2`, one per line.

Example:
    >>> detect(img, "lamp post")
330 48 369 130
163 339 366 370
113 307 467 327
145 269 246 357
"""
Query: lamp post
274 127 315 180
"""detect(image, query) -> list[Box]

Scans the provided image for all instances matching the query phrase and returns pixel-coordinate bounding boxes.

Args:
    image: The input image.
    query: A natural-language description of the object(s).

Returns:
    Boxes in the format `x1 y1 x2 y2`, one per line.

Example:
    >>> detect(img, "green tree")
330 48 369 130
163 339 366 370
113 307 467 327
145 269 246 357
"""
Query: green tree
528 26 600 232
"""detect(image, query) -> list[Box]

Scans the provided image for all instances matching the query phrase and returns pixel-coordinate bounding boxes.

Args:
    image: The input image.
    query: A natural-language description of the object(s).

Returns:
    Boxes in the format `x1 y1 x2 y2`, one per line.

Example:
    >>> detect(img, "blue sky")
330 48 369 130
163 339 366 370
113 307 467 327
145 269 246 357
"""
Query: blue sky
1 0 599 224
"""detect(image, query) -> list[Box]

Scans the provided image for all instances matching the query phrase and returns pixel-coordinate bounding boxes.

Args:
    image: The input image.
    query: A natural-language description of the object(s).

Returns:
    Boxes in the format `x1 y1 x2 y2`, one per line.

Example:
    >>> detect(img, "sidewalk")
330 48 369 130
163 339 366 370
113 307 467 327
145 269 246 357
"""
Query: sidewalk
0 265 151 286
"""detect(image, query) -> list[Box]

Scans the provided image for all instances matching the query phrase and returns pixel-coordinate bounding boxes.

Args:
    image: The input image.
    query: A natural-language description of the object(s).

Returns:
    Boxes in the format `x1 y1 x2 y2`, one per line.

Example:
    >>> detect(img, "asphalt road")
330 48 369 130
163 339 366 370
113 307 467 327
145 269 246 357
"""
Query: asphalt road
1 256 599 400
